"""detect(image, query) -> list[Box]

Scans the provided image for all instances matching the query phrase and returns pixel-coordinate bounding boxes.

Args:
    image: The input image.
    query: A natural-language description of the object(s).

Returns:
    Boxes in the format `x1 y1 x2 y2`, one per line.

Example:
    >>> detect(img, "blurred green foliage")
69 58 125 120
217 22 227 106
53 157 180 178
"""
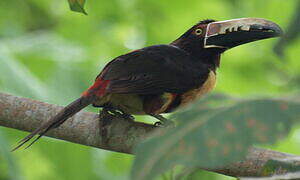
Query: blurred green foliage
132 97 300 180
0 0 299 179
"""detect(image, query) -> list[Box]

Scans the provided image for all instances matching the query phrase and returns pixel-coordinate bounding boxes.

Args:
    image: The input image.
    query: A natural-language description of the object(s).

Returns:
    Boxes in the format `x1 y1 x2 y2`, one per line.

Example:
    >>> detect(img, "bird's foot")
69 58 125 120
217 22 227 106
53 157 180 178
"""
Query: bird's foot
103 106 134 121
154 121 164 127
120 113 135 121
150 114 175 127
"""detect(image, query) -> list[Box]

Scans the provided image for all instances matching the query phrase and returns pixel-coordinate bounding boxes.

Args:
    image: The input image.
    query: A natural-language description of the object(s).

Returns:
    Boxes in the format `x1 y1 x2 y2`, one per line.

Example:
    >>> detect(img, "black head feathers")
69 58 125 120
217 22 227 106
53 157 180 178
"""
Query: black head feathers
198 19 216 25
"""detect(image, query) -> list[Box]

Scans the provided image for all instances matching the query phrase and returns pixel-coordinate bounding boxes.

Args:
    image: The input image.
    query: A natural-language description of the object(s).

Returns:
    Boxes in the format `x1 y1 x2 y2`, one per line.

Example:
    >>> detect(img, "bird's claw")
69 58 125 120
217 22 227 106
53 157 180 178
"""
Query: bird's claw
120 113 135 121
149 114 175 127
102 107 134 121
153 119 175 128
154 121 163 127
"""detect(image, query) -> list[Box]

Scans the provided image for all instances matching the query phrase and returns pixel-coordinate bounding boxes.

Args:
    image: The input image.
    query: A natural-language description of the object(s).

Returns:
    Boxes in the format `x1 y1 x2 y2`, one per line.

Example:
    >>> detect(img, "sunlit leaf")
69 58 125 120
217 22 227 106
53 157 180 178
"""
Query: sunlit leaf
68 0 87 15
132 98 300 180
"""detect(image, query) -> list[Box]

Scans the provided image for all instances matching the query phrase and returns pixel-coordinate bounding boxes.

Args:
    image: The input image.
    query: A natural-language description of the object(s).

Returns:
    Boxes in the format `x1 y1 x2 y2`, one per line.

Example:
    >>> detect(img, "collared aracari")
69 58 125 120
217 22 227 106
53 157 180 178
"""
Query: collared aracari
13 18 282 150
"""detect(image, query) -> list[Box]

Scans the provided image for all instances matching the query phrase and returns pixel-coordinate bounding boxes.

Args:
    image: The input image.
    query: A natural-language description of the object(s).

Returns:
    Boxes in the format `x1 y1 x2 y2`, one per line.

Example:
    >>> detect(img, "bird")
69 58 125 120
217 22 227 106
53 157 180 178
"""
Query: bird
13 18 282 151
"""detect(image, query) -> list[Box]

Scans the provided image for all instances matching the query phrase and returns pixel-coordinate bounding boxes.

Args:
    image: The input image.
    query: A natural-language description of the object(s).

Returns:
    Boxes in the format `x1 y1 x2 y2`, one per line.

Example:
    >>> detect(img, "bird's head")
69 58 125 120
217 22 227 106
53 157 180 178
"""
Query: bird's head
171 18 283 68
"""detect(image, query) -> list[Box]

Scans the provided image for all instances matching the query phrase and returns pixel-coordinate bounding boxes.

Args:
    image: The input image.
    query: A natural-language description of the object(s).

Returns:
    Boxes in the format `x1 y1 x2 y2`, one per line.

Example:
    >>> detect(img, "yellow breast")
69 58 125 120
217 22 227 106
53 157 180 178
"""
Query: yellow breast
180 70 216 107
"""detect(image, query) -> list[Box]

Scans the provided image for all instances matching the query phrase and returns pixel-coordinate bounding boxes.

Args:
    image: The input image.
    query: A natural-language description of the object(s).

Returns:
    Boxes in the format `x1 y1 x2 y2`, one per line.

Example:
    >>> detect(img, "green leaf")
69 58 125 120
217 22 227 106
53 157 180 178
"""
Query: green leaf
131 98 300 180
68 0 87 15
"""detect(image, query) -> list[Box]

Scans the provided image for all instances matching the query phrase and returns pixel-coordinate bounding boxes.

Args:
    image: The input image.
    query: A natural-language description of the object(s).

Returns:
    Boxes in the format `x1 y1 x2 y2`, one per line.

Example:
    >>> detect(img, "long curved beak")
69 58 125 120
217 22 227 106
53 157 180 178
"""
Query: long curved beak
204 18 283 49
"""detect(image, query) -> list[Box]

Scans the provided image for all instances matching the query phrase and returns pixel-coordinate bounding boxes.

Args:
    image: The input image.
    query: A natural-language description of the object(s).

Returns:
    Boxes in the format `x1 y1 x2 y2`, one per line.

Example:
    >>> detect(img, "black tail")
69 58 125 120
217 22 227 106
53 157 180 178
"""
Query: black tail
12 96 94 151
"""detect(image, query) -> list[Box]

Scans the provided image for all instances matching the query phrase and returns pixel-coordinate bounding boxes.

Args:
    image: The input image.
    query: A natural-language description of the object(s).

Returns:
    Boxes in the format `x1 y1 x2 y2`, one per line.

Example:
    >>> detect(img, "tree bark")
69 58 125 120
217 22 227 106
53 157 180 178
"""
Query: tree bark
0 92 299 178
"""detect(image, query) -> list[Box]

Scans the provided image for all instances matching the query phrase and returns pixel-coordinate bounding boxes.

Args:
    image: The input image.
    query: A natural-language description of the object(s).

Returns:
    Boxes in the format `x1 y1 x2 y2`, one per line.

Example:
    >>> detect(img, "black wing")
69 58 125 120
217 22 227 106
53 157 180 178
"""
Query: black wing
100 45 210 94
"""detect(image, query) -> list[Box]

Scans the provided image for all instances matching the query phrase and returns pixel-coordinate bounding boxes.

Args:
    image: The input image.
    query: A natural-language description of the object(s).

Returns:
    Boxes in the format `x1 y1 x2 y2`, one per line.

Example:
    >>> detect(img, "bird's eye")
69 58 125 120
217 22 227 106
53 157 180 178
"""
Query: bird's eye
195 28 203 35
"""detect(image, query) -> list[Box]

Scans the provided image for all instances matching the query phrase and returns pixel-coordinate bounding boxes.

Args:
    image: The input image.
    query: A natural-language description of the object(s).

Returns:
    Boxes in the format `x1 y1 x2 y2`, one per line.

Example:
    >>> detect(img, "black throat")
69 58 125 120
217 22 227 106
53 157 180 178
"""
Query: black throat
171 38 221 71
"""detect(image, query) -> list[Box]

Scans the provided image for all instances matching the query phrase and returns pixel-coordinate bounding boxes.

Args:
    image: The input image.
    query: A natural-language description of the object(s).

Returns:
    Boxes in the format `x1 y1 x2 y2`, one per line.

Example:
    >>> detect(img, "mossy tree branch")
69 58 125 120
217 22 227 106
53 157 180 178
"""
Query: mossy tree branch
0 92 299 178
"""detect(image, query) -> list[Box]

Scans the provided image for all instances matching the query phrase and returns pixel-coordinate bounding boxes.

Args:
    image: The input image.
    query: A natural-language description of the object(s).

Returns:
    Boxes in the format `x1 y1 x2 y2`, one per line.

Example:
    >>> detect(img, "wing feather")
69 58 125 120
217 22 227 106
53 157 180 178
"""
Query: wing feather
100 45 209 94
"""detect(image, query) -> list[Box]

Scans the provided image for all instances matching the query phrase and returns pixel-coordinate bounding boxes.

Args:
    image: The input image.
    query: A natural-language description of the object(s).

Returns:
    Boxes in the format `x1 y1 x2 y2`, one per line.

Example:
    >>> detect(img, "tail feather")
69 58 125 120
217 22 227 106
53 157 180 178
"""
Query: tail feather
12 95 94 151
